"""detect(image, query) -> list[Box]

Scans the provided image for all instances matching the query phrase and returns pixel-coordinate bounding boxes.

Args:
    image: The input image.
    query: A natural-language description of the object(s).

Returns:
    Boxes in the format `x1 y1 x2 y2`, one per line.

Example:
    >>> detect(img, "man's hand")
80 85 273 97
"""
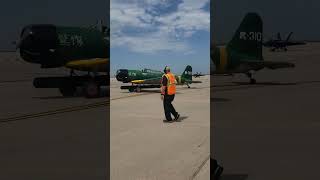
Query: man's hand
161 94 164 101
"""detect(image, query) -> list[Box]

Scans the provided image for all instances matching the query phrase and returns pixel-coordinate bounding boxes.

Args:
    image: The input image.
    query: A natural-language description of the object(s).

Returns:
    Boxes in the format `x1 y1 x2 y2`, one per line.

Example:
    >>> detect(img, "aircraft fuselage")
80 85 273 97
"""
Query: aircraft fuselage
18 24 109 71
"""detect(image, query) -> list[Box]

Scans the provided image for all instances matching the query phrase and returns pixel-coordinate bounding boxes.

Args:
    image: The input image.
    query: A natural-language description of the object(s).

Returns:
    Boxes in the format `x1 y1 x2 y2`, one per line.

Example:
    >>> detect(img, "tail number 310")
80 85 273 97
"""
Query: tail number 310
240 32 262 41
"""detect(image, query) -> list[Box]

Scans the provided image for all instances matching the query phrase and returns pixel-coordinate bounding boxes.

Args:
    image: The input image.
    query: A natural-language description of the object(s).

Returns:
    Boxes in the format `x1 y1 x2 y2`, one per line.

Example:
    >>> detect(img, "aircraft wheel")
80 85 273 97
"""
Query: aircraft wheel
84 81 100 98
250 78 256 84
59 85 76 97
128 87 135 92
135 87 141 93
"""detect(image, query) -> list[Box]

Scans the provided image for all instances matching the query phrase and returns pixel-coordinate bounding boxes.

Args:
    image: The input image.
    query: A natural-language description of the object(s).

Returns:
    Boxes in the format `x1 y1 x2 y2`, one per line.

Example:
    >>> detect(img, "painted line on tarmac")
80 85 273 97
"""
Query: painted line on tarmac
0 101 108 124
0 94 147 124
190 155 210 180
0 86 209 124
0 79 31 84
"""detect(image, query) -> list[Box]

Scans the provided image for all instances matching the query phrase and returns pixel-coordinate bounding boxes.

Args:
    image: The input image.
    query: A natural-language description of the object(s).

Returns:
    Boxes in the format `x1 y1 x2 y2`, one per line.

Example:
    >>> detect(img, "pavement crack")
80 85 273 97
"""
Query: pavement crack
0 101 108 124
190 155 210 180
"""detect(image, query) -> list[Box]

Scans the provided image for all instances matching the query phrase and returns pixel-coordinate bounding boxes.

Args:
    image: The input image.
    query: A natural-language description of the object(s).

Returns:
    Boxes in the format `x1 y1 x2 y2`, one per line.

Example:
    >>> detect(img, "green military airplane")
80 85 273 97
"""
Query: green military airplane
17 22 109 98
211 13 295 84
116 65 202 92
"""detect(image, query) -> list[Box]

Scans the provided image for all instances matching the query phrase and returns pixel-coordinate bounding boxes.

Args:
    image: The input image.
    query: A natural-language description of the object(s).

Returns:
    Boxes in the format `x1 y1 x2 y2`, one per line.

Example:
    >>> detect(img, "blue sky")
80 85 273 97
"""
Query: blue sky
110 0 210 76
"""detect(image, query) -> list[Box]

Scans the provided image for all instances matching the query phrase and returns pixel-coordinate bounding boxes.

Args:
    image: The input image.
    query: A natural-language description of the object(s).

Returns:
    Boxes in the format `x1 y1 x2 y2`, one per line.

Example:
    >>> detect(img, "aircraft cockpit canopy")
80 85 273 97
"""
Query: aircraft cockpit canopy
142 69 162 74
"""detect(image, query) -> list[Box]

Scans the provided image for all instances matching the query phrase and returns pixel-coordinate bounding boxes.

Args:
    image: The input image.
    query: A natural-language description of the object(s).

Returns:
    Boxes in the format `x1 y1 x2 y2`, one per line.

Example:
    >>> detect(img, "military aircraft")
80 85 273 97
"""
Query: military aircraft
116 65 202 92
193 72 205 78
211 12 295 84
16 22 109 98
263 32 306 51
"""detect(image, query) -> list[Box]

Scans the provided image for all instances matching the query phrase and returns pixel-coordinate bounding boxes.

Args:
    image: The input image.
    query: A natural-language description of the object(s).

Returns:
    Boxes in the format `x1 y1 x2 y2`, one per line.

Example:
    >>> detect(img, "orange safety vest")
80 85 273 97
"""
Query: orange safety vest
161 72 176 95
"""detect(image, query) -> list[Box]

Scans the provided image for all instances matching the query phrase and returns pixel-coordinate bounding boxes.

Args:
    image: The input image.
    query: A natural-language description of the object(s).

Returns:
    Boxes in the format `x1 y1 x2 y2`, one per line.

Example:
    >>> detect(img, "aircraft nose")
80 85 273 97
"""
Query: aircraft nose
18 28 40 63
18 25 58 65
116 69 129 82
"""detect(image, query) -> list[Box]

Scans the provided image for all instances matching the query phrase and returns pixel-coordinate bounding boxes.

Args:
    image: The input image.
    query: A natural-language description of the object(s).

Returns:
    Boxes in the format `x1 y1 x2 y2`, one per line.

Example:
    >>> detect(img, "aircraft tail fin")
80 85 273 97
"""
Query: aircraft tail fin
286 32 293 42
227 12 263 61
181 65 192 81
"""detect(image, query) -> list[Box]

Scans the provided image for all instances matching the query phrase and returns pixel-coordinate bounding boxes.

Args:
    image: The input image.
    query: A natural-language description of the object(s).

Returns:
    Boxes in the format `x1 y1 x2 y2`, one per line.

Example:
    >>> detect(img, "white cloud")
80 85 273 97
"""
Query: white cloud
111 0 209 54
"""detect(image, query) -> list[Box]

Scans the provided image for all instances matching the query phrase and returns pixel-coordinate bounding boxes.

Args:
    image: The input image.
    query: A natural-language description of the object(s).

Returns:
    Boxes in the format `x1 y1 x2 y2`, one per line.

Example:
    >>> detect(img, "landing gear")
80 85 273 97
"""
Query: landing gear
128 86 135 92
59 85 76 97
121 84 161 92
135 86 141 93
246 72 256 84
128 86 141 93
34 71 107 98
187 84 190 88
84 81 100 98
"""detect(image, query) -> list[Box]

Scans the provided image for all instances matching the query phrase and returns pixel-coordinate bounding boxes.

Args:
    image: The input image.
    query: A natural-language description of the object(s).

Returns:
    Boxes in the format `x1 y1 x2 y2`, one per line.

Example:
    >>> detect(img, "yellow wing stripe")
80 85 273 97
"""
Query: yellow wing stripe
219 47 228 71
131 80 145 84
66 58 108 68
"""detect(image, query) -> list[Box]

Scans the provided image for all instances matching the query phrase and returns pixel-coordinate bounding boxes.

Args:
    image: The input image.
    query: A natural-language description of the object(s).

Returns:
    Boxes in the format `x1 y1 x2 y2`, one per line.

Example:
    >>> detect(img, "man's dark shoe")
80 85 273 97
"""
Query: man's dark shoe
212 159 223 180
163 119 174 123
174 113 180 121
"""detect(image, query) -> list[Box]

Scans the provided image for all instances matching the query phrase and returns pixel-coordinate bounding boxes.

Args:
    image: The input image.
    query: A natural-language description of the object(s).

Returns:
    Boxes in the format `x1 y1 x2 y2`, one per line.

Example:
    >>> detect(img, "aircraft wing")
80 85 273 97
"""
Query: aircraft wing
242 60 295 70
131 77 161 84
65 58 109 72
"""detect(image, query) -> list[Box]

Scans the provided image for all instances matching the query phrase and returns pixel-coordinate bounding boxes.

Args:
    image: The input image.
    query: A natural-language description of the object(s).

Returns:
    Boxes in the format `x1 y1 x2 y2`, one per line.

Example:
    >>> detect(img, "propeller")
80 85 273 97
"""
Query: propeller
286 32 293 42
12 40 21 50
277 32 282 40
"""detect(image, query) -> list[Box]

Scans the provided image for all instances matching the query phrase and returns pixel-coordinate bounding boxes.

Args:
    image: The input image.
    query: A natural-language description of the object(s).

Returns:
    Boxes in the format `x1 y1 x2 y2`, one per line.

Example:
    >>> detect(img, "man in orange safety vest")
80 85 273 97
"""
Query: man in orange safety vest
161 66 180 122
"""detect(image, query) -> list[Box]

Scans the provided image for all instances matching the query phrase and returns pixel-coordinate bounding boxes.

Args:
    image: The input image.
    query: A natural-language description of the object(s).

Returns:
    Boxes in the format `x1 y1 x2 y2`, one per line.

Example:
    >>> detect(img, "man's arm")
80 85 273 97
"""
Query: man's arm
161 76 167 95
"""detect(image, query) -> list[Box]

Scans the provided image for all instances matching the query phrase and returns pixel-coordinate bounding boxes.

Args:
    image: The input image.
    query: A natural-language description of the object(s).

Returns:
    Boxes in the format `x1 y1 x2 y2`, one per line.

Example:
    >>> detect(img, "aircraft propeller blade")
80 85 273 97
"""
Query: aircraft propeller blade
277 32 282 40
286 32 293 42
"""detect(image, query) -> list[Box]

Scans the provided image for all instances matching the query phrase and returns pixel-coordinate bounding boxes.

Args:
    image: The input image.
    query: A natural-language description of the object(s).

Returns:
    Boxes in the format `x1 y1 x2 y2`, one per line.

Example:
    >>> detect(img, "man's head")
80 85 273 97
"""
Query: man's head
164 66 171 74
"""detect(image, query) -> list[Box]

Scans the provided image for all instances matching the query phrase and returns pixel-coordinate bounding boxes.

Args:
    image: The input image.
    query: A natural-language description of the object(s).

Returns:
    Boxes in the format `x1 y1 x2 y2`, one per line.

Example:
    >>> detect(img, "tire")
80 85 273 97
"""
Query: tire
84 81 100 98
59 85 76 97
128 87 135 92
250 78 256 84
135 87 141 93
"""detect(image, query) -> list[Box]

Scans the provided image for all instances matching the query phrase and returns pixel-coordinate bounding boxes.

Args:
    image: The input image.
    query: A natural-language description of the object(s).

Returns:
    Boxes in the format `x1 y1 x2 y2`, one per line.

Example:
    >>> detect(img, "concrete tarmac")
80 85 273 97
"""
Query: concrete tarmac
0 52 210 180
0 52 108 180
110 76 210 180
213 43 320 180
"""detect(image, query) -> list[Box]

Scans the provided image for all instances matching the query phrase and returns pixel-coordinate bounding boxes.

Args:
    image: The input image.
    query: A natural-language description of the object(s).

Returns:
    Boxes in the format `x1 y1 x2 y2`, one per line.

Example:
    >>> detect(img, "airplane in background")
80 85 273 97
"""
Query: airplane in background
211 12 295 84
193 72 205 78
115 65 202 92
263 32 306 51
16 22 109 98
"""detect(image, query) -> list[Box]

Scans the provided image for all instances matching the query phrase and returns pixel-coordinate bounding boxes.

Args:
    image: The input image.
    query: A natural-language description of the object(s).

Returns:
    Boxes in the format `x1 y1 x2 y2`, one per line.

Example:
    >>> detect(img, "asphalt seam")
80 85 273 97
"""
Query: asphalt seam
0 86 209 124
0 101 109 124
190 154 210 180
